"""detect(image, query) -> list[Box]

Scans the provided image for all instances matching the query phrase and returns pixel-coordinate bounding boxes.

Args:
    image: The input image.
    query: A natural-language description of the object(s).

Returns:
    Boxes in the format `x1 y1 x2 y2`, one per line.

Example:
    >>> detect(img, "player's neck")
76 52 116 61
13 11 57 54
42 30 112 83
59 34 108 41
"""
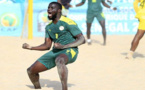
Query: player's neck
53 13 61 24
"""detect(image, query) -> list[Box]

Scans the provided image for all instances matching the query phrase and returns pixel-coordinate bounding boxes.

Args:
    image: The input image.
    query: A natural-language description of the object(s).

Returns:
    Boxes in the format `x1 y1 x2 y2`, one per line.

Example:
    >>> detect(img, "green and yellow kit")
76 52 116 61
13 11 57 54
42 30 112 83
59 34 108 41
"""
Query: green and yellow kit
38 16 82 69
82 0 105 23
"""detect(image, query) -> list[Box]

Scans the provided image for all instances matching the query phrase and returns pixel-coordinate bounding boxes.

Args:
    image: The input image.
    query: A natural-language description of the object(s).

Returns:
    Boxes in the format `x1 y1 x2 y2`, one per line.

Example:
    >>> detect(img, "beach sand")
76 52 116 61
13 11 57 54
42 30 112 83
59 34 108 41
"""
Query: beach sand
1 35 145 90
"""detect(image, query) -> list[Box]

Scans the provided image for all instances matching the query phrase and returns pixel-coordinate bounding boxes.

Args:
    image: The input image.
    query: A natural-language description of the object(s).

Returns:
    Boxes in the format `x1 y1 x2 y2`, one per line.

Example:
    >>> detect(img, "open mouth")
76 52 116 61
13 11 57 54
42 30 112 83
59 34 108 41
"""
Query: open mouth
48 12 52 17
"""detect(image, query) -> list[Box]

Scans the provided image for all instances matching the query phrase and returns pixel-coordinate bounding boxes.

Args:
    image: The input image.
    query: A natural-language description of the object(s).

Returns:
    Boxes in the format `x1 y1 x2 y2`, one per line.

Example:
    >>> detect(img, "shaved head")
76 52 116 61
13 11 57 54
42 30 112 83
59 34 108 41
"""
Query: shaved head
49 2 62 10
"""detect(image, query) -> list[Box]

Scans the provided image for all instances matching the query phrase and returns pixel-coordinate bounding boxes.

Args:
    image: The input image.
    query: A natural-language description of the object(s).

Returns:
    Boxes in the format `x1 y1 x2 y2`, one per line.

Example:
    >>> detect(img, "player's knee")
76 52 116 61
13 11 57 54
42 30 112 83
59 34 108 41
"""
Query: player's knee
27 67 35 74
55 57 65 66
27 68 31 74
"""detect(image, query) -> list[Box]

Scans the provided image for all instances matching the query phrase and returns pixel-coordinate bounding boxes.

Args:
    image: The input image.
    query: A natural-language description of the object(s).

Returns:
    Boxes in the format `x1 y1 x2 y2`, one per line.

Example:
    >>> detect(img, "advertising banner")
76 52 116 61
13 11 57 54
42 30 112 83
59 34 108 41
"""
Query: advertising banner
0 0 139 37
33 0 138 37
0 3 23 36
68 0 138 35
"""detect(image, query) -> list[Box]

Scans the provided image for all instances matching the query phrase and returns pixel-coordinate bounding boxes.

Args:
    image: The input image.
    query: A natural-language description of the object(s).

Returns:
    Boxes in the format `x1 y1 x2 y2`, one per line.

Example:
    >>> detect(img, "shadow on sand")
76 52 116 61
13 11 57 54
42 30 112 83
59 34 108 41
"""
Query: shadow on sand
121 52 145 58
86 39 103 45
26 79 74 90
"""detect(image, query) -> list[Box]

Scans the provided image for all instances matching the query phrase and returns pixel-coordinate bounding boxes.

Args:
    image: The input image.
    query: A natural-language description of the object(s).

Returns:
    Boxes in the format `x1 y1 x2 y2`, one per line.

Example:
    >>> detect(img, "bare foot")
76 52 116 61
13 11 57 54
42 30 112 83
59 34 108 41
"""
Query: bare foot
125 51 134 59
34 82 41 89
103 42 106 46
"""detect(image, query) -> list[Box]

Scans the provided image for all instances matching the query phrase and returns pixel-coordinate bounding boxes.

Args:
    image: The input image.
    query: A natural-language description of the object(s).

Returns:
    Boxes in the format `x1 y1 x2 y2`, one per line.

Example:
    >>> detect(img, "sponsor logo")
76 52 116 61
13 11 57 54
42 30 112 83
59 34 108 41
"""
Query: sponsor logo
0 13 19 27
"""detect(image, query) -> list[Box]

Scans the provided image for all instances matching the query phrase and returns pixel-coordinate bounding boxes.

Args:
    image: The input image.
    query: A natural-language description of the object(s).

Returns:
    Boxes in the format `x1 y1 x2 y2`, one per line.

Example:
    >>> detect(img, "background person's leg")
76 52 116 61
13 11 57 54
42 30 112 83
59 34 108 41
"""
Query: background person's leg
86 12 94 44
87 22 92 44
99 20 106 45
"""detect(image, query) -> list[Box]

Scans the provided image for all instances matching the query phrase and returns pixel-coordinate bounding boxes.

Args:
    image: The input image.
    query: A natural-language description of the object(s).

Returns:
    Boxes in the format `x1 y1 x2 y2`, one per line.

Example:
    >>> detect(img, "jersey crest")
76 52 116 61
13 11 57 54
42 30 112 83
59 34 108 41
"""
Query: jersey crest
59 26 64 31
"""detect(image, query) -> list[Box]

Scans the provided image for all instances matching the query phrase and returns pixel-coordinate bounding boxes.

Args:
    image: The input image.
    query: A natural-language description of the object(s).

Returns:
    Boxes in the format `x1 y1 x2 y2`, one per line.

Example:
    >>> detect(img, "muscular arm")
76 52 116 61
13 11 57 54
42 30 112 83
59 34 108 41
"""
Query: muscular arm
22 38 52 51
68 2 85 7
102 1 117 10
54 33 85 49
102 1 111 8
76 2 85 7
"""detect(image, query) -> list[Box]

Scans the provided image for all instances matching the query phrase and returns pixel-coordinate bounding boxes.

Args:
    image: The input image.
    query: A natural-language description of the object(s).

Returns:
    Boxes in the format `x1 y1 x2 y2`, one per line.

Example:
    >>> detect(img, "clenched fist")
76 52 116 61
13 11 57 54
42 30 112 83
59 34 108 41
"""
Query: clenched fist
54 43 64 49
22 43 31 49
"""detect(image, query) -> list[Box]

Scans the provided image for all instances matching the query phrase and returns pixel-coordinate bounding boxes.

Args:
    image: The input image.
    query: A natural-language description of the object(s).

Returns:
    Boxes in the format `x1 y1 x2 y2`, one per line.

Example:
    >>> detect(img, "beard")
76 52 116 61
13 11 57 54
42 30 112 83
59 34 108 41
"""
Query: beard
48 13 57 20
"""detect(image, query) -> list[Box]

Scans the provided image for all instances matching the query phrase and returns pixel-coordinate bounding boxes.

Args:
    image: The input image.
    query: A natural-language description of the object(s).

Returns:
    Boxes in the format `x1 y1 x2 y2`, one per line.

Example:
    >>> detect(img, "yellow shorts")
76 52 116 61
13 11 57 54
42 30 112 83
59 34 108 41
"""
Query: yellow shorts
135 10 145 30
138 17 145 30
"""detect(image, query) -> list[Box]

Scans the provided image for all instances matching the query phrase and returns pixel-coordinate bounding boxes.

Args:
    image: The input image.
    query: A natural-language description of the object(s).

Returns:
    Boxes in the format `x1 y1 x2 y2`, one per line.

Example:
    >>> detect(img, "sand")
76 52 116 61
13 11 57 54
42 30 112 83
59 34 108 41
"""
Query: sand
1 35 145 90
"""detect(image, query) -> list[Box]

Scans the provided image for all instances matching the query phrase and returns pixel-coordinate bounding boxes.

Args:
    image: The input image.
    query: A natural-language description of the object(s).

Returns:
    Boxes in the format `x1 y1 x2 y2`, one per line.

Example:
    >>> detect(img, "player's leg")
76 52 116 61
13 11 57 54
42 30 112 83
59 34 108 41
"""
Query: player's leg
87 22 92 44
97 12 106 45
27 51 55 89
126 30 145 59
99 20 106 45
86 12 94 44
55 54 69 90
27 61 48 89
126 17 145 59
130 30 145 51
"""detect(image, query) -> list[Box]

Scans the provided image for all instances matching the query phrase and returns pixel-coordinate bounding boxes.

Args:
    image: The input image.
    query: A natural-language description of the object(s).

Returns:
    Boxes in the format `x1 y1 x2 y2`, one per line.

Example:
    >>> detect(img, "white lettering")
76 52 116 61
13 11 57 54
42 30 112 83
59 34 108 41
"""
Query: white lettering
133 22 138 32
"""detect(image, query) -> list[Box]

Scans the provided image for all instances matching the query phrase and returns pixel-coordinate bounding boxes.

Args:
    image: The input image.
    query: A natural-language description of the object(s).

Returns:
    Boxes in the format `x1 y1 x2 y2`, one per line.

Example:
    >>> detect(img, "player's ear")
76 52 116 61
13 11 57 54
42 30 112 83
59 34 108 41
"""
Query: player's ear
58 9 61 13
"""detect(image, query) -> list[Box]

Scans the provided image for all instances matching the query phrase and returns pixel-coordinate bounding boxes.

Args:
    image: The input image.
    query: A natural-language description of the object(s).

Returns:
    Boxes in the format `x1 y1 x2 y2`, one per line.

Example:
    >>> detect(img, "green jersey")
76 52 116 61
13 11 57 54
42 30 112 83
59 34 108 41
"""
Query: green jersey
45 16 82 50
82 0 105 13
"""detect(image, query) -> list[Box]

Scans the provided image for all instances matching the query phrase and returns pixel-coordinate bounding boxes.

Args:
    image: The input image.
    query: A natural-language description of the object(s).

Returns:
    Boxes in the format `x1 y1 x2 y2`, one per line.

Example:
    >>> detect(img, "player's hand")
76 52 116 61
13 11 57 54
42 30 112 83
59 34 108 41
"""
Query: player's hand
22 43 31 49
113 7 117 10
54 43 64 49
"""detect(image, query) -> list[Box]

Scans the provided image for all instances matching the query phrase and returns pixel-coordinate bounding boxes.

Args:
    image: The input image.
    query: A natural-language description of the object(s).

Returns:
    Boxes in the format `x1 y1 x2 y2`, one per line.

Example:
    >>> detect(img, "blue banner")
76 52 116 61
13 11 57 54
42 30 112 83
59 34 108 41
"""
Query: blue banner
68 0 138 35
0 3 23 36
0 0 139 37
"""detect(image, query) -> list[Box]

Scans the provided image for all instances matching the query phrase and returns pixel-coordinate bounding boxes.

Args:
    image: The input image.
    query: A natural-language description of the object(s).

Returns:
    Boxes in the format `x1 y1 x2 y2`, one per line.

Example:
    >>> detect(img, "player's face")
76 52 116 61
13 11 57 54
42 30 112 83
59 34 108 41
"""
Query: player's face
47 3 59 20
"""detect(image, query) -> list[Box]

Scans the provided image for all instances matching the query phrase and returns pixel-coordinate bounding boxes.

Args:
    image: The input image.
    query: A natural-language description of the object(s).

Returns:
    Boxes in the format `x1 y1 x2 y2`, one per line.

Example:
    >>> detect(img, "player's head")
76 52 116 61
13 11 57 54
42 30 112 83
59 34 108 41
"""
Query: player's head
47 2 62 20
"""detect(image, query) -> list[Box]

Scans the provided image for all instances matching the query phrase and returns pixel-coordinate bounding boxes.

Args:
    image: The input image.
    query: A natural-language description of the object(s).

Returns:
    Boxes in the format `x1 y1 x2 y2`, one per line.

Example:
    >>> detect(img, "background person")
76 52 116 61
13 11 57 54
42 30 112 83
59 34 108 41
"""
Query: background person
57 0 72 17
126 0 145 59
69 0 117 45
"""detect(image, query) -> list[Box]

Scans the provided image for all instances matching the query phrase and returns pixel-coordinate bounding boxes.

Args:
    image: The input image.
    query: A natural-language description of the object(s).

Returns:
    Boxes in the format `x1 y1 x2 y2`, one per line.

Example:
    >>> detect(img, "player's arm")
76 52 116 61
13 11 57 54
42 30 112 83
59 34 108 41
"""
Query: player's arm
102 1 117 10
54 33 85 49
76 2 85 7
133 0 140 13
22 38 52 51
68 1 85 8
